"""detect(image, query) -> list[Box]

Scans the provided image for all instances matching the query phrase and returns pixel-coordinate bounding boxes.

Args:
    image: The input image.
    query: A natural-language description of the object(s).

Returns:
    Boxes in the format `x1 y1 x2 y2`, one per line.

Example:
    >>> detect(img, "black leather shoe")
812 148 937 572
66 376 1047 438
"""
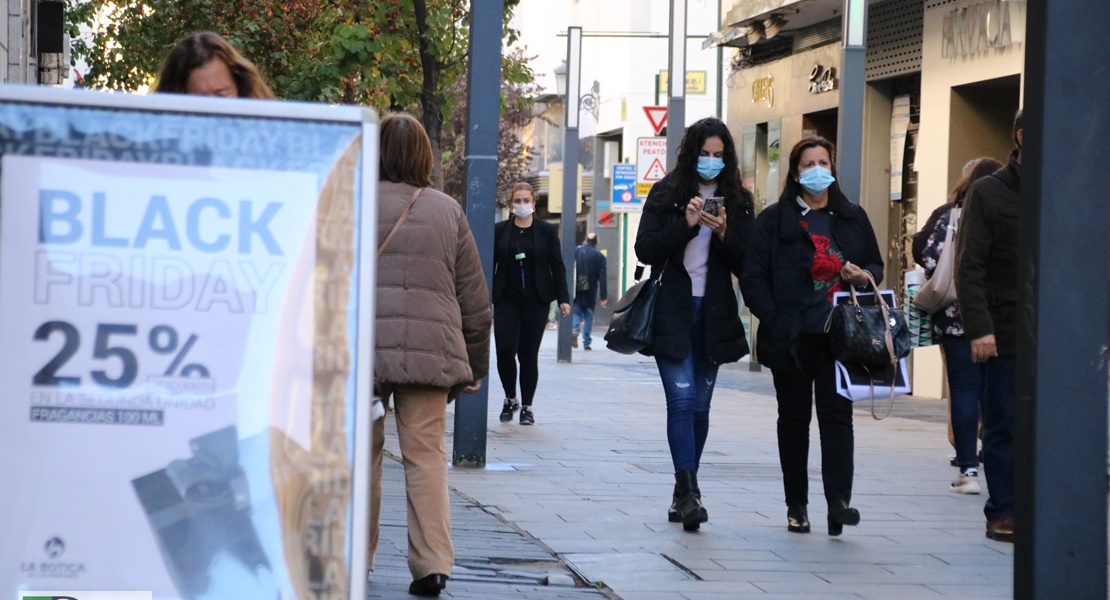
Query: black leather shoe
787 505 810 533
827 500 860 537
409 573 448 596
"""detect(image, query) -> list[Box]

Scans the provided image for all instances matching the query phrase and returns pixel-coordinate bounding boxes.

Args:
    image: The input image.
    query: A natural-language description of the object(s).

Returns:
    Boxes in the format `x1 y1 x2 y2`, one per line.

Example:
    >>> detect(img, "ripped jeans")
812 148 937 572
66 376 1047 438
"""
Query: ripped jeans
654 297 719 472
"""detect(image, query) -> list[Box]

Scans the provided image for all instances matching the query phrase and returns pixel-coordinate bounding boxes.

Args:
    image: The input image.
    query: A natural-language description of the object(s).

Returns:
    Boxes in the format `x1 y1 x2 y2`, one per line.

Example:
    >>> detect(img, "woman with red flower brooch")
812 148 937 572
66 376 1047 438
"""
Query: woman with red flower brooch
739 137 883 537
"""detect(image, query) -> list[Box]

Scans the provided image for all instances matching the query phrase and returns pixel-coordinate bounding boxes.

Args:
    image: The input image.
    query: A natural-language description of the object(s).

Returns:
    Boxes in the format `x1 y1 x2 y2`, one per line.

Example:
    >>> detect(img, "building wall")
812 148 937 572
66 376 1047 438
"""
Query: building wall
4 0 33 84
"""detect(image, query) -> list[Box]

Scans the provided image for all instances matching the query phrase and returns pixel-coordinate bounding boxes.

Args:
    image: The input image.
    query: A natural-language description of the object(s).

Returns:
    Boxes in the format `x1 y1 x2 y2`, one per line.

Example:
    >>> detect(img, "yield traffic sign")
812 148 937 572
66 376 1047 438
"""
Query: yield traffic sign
643 106 667 136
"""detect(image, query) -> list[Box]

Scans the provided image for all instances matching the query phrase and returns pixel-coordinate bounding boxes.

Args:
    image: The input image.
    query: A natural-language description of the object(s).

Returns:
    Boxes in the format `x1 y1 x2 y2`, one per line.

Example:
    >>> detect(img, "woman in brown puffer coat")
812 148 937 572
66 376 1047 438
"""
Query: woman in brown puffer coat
368 113 491 597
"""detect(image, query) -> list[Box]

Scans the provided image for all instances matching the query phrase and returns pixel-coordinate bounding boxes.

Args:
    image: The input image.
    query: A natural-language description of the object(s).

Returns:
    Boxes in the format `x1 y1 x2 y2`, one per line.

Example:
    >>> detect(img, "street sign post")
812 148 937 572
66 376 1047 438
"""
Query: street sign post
610 163 640 213
0 87 377 600
636 137 668 198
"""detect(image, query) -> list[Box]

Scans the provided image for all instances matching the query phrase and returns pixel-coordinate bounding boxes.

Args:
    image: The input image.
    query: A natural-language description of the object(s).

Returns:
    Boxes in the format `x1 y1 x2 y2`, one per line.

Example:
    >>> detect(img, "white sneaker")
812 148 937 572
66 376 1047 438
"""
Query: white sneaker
950 469 981 494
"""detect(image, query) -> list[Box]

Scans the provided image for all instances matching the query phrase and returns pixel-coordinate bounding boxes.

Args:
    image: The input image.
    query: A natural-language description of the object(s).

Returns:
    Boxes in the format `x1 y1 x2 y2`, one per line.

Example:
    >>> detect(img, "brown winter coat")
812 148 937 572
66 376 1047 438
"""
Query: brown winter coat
375 181 491 389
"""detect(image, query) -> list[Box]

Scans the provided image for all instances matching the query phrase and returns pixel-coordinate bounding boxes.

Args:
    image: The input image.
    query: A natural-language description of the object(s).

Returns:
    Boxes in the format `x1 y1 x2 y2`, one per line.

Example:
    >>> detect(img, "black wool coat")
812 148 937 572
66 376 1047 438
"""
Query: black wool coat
739 188 884 371
492 218 570 305
633 173 753 363
954 150 1021 354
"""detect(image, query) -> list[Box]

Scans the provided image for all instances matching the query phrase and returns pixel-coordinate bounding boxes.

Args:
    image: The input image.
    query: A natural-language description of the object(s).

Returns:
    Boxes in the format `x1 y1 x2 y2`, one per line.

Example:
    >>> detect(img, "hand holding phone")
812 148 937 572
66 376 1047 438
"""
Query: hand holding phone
702 196 723 217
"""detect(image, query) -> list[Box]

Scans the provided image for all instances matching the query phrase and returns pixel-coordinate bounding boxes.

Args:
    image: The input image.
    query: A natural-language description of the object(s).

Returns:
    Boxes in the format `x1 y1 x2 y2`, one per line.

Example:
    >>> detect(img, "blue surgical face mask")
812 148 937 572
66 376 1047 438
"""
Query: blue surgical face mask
697 156 725 180
798 165 835 194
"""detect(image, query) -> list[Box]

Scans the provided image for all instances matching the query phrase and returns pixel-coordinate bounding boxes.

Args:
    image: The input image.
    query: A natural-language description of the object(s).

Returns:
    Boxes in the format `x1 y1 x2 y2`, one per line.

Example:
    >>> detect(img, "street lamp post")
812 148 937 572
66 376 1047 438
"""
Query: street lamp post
557 27 583 363
666 0 687 168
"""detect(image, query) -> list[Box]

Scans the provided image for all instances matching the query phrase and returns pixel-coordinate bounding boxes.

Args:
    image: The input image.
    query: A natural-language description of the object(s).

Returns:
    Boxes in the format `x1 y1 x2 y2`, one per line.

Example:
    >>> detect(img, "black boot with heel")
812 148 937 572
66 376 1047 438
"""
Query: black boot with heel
674 470 708 532
787 505 810 533
827 500 860 537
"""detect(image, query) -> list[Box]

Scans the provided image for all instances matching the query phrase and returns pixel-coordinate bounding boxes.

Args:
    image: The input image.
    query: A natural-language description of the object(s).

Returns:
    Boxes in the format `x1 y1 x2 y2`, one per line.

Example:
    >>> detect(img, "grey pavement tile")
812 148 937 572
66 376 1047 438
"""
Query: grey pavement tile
925 583 1015 598
379 331 1110 599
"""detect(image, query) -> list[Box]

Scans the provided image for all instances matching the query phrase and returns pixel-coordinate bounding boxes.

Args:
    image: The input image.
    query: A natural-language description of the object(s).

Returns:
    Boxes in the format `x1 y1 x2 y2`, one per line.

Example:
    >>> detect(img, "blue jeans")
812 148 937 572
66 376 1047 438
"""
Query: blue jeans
571 301 595 348
654 297 719 472
941 336 986 470
982 354 1016 519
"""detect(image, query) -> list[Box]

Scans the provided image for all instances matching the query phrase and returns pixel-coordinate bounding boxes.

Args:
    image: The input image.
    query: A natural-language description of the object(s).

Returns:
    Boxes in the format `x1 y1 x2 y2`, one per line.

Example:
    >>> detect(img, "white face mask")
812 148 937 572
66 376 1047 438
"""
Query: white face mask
512 204 535 218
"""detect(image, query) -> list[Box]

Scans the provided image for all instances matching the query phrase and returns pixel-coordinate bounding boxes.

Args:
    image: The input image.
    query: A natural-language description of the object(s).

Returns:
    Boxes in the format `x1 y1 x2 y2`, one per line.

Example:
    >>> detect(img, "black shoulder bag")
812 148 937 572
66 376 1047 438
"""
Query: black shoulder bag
604 262 665 355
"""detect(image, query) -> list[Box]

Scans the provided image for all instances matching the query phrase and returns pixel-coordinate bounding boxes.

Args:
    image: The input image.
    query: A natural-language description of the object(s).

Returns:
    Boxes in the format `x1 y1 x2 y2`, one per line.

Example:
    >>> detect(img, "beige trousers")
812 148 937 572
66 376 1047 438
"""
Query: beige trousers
367 385 453 579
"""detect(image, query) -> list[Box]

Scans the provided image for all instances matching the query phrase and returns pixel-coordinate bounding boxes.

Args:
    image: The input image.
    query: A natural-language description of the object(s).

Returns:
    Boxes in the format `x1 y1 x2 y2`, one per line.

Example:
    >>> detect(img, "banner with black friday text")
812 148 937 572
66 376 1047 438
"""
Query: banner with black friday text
0 97 371 599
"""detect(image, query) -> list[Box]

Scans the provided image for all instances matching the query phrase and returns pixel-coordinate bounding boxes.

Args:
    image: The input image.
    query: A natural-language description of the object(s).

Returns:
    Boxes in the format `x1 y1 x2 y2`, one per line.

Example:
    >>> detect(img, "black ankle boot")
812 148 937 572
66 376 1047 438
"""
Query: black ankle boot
787 505 810 533
667 483 680 523
827 500 860 537
674 470 708 532
409 573 448 596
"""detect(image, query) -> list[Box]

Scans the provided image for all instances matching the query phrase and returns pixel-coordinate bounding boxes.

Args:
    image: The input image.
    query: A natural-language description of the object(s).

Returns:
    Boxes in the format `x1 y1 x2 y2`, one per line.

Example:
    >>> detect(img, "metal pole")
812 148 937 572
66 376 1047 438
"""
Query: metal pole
835 0 866 204
716 0 724 119
1015 0 1110 595
557 27 582 363
454 0 504 468
666 0 687 169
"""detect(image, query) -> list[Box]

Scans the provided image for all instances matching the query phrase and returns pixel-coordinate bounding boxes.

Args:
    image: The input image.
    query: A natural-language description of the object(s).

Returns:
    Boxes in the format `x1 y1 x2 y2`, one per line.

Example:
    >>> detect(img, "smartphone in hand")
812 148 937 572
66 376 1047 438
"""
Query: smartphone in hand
702 196 723 216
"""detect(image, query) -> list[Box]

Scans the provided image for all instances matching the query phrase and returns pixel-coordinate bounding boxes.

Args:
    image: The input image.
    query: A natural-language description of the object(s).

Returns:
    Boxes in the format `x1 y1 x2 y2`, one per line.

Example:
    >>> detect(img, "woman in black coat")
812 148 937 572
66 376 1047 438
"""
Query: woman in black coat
739 137 883 537
634 117 753 532
491 182 571 426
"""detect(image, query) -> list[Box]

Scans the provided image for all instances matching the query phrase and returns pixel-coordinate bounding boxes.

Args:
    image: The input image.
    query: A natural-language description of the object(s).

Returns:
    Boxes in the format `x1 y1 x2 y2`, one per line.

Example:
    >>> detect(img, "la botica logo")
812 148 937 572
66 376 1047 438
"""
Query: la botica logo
19 590 152 594
19 537 84 579
44 537 65 559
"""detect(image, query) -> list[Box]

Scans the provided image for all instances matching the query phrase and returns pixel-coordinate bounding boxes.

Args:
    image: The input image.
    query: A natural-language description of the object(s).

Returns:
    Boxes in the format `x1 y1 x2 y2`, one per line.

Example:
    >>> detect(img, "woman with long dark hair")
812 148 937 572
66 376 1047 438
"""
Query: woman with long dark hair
155 31 275 99
635 117 754 531
913 156 1003 496
739 137 883 536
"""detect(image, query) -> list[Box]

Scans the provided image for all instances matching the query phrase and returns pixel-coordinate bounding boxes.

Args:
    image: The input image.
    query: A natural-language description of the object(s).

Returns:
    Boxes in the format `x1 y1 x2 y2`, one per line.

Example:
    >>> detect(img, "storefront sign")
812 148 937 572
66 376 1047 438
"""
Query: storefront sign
0 88 376 600
809 64 837 94
659 70 708 95
751 75 774 107
942 0 1021 58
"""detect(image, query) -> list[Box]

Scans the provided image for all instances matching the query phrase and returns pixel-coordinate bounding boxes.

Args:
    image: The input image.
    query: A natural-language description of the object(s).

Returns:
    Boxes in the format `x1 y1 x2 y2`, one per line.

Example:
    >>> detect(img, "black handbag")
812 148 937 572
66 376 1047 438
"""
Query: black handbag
604 263 664 355
825 271 912 367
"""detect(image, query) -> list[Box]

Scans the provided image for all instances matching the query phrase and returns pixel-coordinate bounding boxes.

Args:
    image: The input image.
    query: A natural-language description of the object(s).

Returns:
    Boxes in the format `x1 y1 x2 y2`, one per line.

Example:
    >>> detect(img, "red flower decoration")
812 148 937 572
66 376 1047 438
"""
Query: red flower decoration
825 281 843 301
799 220 809 230
811 233 831 254
810 251 843 282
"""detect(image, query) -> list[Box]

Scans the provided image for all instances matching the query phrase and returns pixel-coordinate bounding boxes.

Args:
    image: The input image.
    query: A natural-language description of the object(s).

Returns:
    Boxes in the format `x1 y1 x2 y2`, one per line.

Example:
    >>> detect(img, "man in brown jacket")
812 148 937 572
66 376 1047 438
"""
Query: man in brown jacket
369 113 491 597
955 110 1022 543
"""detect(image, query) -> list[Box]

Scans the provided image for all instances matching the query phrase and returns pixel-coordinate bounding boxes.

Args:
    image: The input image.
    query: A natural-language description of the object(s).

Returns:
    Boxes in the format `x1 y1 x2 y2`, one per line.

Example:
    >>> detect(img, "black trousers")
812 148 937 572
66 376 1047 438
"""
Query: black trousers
494 298 550 406
770 333 854 507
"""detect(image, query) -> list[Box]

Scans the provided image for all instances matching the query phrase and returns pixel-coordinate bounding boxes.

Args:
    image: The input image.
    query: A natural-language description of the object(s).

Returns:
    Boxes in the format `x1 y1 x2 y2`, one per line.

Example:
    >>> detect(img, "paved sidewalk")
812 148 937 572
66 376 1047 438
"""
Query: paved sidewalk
368 448 609 599
380 329 1023 599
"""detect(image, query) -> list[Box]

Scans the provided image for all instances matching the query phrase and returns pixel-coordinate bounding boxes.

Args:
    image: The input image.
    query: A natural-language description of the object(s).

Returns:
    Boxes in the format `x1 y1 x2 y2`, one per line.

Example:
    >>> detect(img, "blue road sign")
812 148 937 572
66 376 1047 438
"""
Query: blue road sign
611 163 640 213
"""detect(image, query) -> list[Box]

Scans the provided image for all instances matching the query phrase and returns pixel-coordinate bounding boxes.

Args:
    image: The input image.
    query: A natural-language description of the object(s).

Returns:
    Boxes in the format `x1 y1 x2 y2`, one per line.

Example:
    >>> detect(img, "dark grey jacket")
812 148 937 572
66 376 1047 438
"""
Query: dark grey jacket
955 150 1021 354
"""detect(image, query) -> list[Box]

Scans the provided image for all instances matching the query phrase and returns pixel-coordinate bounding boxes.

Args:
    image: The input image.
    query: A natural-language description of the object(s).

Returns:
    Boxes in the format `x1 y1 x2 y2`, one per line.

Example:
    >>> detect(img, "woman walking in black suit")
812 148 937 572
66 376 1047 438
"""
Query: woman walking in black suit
492 182 571 426
739 136 884 536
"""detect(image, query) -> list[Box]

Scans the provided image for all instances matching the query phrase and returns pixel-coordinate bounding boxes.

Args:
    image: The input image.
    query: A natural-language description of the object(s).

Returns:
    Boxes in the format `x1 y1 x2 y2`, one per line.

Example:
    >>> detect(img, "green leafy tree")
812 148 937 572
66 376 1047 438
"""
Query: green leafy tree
67 0 526 189
442 47 541 208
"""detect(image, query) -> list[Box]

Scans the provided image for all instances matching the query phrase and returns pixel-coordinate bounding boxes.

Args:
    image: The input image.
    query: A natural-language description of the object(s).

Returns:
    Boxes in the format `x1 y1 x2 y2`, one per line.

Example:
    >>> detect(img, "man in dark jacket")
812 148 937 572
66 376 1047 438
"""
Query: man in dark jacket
571 233 608 350
954 110 1023 543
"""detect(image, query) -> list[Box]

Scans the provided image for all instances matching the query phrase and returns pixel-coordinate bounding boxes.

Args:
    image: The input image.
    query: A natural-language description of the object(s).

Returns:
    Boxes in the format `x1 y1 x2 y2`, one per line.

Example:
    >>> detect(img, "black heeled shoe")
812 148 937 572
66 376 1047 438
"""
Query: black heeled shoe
409 573 448 596
827 500 860 537
787 505 810 533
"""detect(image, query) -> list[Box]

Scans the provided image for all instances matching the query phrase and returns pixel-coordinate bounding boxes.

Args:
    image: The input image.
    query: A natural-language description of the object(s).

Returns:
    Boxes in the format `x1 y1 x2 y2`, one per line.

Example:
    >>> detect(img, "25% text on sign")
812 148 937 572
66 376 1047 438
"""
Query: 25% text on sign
32 322 210 388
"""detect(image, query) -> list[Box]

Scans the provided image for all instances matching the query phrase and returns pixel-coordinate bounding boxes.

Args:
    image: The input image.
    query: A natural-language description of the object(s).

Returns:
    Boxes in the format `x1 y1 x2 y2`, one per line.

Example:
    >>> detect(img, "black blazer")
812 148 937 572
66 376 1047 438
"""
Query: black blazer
739 188 884 371
492 218 570 305
634 173 753 363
